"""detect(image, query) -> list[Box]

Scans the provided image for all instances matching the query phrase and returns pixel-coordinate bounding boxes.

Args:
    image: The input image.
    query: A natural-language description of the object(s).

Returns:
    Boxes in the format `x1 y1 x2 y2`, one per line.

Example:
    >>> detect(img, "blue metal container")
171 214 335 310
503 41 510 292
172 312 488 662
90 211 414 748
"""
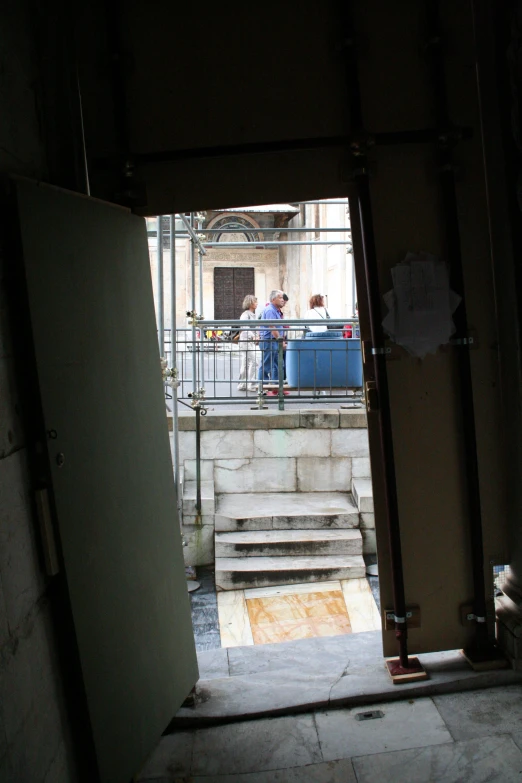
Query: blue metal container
286 331 363 389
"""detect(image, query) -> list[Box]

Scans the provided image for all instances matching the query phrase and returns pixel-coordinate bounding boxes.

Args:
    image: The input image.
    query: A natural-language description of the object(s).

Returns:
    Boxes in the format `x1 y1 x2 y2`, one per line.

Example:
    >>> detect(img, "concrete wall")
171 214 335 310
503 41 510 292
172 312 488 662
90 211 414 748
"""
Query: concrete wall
284 202 355 320
174 409 372 565
0 2 83 780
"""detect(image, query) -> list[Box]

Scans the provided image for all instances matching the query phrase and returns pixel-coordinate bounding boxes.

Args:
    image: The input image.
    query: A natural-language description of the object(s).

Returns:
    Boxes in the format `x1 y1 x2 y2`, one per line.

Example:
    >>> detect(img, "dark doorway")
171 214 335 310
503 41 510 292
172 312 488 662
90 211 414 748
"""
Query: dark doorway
214 267 255 319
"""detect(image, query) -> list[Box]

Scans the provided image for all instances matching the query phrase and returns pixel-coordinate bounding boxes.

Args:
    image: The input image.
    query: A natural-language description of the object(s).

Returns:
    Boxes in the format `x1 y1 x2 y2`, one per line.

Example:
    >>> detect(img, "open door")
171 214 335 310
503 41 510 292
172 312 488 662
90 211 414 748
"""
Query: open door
14 179 198 783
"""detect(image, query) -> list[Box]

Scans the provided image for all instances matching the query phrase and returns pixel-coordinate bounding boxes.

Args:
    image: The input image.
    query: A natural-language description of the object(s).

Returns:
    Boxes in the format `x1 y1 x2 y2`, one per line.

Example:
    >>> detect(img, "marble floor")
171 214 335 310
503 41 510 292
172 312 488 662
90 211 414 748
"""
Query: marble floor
217 577 381 647
138 684 522 782
190 567 221 652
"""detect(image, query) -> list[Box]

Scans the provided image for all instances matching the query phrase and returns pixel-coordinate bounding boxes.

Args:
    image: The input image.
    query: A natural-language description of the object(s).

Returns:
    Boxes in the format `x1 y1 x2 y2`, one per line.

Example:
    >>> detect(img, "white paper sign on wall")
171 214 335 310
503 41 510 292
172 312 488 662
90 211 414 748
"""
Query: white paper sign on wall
382 252 461 359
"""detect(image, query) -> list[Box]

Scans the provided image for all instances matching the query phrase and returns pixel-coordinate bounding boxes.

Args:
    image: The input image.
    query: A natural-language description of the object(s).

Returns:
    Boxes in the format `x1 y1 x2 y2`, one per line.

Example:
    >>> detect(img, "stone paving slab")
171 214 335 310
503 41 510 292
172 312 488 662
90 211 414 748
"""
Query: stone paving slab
177 410 302 431
317 697 451 760
433 684 522 740
191 714 322 777
353 735 522 783
176 632 522 724
188 758 357 783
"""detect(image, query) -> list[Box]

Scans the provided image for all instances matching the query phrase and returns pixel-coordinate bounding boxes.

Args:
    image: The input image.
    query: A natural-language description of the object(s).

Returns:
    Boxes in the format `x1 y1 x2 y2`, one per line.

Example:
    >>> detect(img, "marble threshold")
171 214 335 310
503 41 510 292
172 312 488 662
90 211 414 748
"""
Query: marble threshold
173 632 522 726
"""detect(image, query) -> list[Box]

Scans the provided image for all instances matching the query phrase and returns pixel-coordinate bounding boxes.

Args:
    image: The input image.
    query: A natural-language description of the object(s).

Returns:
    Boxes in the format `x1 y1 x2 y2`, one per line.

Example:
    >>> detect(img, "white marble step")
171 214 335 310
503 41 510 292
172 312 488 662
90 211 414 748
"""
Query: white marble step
215 491 359 531
183 480 215 515
215 554 366 590
215 529 362 558
352 478 373 513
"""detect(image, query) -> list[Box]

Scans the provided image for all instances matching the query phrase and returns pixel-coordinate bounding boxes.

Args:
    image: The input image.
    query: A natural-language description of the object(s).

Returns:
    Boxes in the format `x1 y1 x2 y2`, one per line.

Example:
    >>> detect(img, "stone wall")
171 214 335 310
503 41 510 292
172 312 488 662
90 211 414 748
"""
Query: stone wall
173 409 373 566
0 3 82 780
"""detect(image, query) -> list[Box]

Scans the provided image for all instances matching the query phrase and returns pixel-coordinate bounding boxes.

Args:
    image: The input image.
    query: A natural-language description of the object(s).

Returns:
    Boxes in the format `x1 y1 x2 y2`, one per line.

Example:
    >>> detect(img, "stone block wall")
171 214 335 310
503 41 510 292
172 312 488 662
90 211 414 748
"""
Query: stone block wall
0 4 82 779
173 409 373 565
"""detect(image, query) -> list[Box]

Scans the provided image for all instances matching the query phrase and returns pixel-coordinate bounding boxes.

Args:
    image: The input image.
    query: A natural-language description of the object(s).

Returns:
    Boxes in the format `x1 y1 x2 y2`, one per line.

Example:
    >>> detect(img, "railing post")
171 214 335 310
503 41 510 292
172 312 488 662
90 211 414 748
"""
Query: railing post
278 338 284 411
195 405 202 519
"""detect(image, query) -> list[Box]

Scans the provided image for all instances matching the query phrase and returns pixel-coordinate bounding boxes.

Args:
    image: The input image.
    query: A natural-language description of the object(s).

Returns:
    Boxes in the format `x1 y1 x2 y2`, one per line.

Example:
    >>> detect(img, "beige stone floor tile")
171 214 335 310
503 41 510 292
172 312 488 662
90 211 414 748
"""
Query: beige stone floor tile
353 735 522 783
341 578 381 633
191 714 322 776
244 580 342 599
217 590 254 648
247 591 352 645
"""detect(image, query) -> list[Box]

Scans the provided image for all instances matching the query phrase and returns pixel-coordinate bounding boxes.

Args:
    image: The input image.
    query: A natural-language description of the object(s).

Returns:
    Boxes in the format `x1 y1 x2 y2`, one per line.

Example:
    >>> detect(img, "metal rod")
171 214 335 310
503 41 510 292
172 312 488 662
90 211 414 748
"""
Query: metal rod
343 0 410 668
157 216 164 354
170 215 182 515
76 68 90 197
278 340 285 411
189 212 202 518
119 128 471 167
182 227 351 234
190 214 198 394
193 396 363 405
178 213 207 255
197 318 354 327
198 246 205 388
195 406 202 515
427 0 488 651
357 172 409 667
202 241 353 247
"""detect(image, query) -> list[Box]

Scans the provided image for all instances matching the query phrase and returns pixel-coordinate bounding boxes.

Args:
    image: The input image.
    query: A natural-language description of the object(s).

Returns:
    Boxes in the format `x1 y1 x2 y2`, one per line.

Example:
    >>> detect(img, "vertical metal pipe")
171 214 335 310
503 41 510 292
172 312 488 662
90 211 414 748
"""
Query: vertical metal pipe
342 0 410 668
278 339 284 411
195 406 202 515
189 212 201 516
170 215 182 515
76 68 91 197
190 213 198 393
426 0 489 651
198 249 205 388
157 216 165 355
357 174 409 667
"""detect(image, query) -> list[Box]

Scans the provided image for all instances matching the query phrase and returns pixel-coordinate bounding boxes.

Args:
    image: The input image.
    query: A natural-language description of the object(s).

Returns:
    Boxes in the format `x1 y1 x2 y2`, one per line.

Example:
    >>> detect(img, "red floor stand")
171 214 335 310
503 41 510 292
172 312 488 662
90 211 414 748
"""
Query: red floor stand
385 656 428 685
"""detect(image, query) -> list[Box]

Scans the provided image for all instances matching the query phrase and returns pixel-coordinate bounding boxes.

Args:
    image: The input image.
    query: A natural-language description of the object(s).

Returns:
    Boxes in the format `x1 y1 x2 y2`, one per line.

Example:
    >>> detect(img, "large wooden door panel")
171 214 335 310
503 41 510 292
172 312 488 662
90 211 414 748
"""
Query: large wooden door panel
15 180 198 783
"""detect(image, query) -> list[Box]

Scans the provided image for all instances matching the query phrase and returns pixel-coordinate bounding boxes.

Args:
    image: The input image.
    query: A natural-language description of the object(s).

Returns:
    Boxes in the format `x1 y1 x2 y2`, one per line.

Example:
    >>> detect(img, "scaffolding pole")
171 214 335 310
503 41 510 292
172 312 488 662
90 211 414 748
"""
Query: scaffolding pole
177 213 207 255
169 215 182 517
157 215 164 354
173 227 351 234
202 240 352 248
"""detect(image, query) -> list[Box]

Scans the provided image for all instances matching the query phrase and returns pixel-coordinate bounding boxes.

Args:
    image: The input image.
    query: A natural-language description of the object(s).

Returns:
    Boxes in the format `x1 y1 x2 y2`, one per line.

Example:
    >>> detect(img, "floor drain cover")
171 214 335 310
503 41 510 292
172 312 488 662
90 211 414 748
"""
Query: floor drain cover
355 710 384 721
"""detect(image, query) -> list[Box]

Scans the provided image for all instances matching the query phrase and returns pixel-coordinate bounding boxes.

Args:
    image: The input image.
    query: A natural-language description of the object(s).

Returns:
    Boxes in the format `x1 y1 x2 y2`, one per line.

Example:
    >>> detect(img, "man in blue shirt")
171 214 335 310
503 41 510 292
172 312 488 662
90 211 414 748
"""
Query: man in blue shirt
258 290 285 390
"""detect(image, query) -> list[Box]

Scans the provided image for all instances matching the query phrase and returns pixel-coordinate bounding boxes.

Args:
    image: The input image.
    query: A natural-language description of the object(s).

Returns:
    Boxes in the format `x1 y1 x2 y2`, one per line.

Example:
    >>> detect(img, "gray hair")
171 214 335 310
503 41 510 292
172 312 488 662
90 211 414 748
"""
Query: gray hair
242 294 257 310
269 289 283 302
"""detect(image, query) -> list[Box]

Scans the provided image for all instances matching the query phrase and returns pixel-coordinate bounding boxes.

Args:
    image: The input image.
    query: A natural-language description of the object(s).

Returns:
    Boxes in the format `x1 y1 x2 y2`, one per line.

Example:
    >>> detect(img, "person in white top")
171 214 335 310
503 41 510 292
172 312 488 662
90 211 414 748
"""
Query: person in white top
305 294 330 332
237 295 259 391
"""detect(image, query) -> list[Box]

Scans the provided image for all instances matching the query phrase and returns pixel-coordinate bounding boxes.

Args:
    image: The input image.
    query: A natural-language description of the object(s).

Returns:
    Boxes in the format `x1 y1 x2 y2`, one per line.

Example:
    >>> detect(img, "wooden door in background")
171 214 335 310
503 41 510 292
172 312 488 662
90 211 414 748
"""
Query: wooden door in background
214 266 255 319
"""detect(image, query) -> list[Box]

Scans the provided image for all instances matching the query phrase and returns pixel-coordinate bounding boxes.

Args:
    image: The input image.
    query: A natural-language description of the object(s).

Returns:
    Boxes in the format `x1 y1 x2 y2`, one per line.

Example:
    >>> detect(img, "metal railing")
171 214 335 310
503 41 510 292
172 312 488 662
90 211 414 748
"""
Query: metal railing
163 318 364 412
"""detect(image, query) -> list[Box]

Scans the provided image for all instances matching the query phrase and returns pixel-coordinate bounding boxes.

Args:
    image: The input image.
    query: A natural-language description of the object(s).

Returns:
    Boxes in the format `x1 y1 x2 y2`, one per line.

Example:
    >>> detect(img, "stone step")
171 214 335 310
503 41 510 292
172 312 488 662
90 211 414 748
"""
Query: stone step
215 491 359 531
182 480 215 515
215 554 366 590
352 478 373 513
215 529 363 558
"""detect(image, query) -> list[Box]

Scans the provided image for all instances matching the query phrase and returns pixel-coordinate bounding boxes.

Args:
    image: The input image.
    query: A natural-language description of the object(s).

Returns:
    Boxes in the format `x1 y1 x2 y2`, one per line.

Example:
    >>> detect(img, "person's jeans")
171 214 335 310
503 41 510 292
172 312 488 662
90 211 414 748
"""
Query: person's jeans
258 340 279 381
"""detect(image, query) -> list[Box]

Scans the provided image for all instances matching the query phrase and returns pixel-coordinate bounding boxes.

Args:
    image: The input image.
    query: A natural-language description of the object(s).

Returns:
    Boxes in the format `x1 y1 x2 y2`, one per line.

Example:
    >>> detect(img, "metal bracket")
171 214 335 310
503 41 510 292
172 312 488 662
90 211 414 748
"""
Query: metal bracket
371 347 392 355
460 603 488 626
466 613 487 623
35 488 60 576
365 381 379 413
186 310 203 327
384 605 421 630
187 387 208 412
450 336 474 346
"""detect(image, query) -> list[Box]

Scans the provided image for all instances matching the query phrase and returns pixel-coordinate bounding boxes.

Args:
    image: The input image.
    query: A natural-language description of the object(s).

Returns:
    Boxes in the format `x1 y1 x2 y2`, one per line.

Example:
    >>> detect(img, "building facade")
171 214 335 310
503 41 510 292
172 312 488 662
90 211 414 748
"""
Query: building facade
147 199 355 336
